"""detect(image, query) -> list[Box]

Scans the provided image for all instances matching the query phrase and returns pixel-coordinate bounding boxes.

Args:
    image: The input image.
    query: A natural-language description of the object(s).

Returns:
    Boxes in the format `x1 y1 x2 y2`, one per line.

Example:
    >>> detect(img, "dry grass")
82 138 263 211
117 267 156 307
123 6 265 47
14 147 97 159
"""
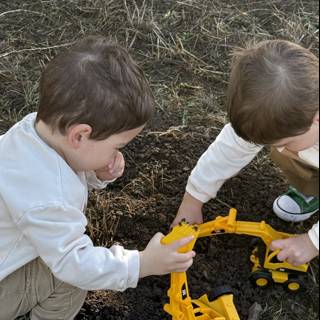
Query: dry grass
1 0 318 127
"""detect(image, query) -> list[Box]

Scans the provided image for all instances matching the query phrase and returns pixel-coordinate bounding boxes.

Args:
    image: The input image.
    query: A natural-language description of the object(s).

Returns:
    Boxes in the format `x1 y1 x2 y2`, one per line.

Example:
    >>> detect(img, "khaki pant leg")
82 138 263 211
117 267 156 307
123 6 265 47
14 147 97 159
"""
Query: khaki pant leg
270 148 319 197
0 263 30 320
30 259 87 320
0 258 87 320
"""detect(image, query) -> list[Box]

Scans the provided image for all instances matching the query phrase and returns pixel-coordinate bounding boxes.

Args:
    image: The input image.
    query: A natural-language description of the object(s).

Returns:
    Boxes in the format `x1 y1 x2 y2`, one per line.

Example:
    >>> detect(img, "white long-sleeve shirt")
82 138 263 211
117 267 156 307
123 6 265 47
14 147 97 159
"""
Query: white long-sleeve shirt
186 123 319 250
0 113 140 291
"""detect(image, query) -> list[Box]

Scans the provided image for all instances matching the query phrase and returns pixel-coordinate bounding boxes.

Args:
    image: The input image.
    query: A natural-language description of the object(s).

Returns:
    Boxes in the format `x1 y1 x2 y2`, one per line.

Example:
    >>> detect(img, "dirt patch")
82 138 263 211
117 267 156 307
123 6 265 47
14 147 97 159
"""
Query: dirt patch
76 115 319 320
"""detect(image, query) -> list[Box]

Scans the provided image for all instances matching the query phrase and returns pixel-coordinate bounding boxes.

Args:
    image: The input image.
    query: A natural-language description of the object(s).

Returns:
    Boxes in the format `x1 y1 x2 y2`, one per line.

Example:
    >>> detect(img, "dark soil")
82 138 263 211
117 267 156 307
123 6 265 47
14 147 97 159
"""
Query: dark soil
76 114 319 320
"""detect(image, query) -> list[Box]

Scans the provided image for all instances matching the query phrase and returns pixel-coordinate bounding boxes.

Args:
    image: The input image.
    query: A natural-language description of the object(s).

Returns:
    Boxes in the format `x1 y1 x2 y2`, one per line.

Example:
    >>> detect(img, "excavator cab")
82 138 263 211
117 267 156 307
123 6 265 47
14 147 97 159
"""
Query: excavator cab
250 241 308 292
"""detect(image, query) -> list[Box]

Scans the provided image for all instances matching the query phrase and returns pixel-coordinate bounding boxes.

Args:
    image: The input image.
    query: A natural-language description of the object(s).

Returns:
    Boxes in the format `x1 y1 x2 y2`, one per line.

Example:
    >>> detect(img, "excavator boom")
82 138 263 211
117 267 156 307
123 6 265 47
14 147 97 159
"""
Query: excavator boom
198 208 291 245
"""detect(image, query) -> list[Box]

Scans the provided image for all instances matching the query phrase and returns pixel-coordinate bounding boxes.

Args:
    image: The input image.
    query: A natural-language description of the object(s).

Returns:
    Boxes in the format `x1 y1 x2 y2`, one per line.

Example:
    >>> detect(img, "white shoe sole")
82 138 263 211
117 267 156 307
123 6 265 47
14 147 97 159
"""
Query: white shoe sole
273 197 318 222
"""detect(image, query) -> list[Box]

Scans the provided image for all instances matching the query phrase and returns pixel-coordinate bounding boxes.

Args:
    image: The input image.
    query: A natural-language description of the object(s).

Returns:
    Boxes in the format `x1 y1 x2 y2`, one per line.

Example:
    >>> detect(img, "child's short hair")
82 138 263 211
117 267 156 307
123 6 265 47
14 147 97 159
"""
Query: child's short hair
36 36 155 140
227 40 319 145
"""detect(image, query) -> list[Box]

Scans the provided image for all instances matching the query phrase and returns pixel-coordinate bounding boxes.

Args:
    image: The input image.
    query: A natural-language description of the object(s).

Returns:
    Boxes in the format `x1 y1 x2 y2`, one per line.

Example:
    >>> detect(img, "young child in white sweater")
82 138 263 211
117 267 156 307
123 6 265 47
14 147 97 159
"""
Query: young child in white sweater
0 36 195 320
173 40 319 267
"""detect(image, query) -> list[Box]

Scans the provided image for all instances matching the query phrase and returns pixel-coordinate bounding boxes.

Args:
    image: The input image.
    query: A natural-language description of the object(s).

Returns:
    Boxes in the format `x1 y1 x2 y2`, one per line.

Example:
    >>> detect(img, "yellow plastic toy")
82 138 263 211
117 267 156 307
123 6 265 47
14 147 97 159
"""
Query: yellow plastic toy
161 208 310 320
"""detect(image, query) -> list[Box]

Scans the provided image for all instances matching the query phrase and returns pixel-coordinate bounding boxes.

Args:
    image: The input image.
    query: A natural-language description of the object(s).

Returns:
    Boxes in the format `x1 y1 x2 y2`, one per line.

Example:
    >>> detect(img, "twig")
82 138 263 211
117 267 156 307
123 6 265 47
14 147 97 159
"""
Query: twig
176 1 202 10
147 126 186 137
0 42 75 59
248 303 263 320
0 9 47 18
215 198 233 209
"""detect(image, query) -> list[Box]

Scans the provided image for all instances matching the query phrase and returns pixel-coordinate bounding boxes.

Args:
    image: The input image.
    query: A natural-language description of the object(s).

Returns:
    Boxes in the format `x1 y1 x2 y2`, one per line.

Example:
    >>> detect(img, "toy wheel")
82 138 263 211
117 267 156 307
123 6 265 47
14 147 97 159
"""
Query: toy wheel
285 277 304 293
250 271 272 288
209 285 234 301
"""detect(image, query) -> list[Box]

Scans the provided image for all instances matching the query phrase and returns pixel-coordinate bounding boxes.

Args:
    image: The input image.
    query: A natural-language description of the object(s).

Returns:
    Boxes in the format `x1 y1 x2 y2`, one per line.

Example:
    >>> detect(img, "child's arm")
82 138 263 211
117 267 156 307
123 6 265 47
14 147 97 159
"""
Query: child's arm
17 205 194 291
271 222 319 265
173 124 262 225
171 192 204 227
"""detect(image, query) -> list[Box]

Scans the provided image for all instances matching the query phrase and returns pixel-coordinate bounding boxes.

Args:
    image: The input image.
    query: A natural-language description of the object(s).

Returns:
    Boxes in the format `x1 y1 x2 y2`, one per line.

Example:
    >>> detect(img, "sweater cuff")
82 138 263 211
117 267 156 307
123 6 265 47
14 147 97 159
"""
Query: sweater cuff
186 181 211 203
124 249 140 290
86 171 116 190
308 222 319 251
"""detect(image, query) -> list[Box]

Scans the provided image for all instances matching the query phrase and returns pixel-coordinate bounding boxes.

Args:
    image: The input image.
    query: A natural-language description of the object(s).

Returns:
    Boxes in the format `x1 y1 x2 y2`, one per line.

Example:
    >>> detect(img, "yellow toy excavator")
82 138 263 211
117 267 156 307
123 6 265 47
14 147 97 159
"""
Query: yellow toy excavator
161 208 309 320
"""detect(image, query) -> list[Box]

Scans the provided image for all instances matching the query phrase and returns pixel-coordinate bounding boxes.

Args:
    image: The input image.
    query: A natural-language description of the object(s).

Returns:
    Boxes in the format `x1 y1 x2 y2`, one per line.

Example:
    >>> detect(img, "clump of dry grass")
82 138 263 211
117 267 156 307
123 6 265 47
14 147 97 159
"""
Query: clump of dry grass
1 0 318 128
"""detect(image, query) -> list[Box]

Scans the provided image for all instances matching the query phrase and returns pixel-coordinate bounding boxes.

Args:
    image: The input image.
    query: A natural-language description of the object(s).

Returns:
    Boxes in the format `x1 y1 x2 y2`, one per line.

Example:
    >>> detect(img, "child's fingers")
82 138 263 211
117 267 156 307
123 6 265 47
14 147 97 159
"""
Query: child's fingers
114 153 122 168
286 257 296 266
170 259 194 273
173 251 196 263
286 253 303 266
108 155 117 171
170 217 185 229
152 232 165 243
170 236 195 251
291 259 304 267
112 153 125 175
288 252 305 266
270 239 286 251
277 248 289 262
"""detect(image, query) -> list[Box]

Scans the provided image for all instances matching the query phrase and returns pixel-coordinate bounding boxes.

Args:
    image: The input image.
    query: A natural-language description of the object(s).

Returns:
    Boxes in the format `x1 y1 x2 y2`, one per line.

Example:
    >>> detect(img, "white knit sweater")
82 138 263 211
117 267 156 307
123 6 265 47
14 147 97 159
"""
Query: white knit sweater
0 113 140 290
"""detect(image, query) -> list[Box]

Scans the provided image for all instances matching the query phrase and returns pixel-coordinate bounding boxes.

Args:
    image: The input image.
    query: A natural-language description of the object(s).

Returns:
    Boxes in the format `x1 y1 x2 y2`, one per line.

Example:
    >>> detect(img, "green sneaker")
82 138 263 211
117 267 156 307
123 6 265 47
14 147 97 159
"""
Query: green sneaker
273 186 319 222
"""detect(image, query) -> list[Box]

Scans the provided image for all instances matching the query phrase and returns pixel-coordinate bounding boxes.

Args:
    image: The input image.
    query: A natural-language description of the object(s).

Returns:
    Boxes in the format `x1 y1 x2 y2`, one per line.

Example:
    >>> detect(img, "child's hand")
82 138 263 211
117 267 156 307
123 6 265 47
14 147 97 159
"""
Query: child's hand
271 233 319 266
171 192 204 228
139 233 196 278
95 152 125 181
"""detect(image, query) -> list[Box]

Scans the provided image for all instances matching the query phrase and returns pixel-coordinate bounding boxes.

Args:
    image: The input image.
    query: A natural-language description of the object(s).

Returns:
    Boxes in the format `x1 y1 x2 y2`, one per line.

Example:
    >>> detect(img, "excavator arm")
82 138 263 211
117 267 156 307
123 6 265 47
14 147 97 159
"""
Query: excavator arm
198 208 309 273
198 208 291 245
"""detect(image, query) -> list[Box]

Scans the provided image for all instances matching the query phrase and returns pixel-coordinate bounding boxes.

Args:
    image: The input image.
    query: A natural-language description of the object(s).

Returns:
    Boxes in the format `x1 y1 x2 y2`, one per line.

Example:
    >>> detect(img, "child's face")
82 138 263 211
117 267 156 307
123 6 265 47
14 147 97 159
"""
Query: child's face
65 125 144 172
273 113 319 152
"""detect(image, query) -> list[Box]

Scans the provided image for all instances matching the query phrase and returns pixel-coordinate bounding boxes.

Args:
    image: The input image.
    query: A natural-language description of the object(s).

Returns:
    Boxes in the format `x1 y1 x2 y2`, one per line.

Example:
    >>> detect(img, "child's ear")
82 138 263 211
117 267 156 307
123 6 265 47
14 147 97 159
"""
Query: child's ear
67 124 92 149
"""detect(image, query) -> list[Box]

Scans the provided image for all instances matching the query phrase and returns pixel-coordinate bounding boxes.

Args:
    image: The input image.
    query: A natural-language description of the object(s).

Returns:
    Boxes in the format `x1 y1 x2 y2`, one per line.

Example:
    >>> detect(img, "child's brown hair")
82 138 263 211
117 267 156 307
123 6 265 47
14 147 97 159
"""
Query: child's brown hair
36 36 155 140
227 40 319 145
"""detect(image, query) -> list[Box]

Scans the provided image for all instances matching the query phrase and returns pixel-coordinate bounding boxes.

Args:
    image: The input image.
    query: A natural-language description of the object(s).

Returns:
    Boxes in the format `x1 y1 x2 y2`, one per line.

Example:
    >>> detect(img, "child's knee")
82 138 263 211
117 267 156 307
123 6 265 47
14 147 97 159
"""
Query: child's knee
32 280 87 319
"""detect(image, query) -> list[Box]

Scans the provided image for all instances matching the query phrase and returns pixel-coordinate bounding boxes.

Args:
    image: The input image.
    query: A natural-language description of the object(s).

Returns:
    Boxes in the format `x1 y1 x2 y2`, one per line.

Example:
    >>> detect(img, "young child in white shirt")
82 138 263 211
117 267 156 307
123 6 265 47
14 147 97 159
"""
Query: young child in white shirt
0 36 195 320
172 40 319 267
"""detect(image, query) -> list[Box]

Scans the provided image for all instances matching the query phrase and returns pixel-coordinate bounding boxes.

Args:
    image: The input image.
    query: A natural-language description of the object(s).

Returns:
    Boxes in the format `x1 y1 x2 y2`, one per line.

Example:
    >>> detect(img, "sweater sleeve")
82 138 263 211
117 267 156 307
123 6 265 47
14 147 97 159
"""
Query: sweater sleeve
85 171 116 190
308 222 319 251
186 123 263 203
17 204 140 291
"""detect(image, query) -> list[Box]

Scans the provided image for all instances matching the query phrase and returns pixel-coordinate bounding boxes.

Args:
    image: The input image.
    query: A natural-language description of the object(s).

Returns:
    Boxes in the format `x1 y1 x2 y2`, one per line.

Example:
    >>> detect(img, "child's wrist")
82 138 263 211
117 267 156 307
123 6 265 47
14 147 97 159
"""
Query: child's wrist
305 233 319 256
183 192 203 209
138 251 148 279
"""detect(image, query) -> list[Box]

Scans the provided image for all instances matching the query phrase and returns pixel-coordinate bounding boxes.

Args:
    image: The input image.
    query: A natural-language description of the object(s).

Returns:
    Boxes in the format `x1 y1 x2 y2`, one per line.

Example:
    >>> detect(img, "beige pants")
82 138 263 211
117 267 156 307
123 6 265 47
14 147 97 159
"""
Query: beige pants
0 258 87 320
270 148 319 196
